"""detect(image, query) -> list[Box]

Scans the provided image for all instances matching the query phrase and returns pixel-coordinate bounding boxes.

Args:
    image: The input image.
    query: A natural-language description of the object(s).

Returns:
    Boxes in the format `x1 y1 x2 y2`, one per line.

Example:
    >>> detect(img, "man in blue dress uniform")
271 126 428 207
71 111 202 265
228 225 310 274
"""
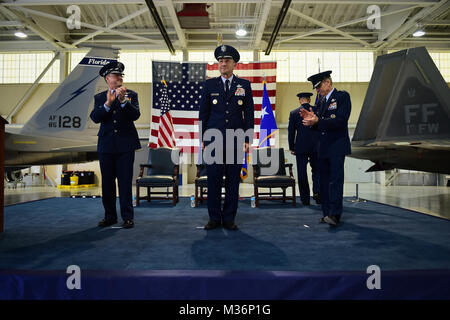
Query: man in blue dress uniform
300 71 351 226
90 61 141 229
288 92 320 206
199 45 254 230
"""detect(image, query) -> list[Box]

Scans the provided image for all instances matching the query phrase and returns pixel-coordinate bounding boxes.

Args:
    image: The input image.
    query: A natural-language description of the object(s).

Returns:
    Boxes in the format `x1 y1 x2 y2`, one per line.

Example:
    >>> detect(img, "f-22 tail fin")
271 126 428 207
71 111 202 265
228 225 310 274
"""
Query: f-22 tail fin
352 47 450 147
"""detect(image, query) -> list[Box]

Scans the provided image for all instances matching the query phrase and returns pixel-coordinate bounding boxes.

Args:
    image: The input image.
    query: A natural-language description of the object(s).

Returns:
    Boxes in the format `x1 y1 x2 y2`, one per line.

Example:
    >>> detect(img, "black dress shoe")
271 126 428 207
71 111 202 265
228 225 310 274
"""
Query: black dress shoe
319 217 326 224
98 219 117 227
222 221 238 231
204 220 221 230
122 219 134 229
313 193 321 204
324 215 338 226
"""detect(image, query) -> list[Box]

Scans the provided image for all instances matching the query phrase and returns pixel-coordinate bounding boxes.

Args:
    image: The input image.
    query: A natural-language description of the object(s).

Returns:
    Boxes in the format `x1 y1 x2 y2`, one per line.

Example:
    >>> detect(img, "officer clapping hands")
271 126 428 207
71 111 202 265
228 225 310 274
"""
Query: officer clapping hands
106 86 128 107
300 108 318 126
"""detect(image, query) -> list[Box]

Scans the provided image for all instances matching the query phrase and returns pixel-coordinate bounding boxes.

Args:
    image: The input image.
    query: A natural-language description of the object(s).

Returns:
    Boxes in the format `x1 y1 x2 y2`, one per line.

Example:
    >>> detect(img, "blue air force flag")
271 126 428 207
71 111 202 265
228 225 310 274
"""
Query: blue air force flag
258 82 278 147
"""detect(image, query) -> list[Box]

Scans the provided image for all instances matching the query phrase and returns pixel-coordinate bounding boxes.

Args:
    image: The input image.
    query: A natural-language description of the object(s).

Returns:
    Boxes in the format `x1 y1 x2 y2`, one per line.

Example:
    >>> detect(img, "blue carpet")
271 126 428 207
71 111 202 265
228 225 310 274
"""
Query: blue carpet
1 197 450 272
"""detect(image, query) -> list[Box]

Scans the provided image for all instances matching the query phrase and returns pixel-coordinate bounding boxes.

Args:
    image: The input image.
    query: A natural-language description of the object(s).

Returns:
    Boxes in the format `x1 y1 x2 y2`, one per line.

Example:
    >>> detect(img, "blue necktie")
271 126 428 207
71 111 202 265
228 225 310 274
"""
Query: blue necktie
318 97 326 115
225 79 230 95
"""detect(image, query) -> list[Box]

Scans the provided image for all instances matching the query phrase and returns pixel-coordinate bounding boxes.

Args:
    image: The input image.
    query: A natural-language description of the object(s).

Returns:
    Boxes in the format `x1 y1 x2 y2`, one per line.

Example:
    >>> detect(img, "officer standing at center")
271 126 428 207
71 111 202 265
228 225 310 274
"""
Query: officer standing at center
301 70 351 227
90 61 141 229
288 92 320 206
199 45 254 231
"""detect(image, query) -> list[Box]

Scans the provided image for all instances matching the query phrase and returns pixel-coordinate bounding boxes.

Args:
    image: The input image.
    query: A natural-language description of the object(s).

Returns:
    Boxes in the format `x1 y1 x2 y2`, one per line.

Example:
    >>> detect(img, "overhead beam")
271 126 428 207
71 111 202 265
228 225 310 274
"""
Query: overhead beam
58 27 382 36
274 5 420 45
0 20 22 27
422 19 450 25
377 5 415 41
286 6 372 48
72 6 149 46
0 40 62 51
0 0 440 5
163 0 187 49
0 6 72 50
265 0 292 55
375 0 449 50
253 0 272 48
9 6 163 45
145 0 175 54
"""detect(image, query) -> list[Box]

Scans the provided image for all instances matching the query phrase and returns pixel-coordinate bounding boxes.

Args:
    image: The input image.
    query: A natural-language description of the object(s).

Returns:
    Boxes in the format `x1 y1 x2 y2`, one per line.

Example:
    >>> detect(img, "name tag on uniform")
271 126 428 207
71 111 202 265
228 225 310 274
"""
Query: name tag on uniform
235 87 245 96
211 93 219 96
328 102 337 110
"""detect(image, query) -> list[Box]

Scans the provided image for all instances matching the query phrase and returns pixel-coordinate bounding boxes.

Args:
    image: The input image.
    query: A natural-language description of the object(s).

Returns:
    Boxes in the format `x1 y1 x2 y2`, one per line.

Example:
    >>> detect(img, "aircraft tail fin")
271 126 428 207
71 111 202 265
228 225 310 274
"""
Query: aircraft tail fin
20 46 119 139
352 47 450 146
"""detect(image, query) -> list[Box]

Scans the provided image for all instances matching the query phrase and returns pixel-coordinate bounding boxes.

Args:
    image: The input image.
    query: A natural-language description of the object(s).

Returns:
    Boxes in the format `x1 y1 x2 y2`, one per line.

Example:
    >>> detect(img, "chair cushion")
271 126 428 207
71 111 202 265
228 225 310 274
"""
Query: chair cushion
196 176 208 185
255 175 294 187
137 175 174 186
195 176 227 186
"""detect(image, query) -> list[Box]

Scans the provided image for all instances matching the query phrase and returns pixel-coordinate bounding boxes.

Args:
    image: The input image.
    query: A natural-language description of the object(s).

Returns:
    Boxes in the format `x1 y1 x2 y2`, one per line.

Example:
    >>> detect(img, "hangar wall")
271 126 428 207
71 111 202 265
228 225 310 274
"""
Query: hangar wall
2 82 448 186
0 81 369 126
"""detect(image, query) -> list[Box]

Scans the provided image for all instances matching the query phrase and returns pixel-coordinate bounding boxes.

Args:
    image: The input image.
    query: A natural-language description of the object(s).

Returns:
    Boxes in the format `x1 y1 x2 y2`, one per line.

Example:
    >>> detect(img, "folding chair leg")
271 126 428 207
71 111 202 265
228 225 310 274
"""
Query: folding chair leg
136 184 140 207
172 186 177 206
292 184 296 207
254 185 259 207
147 187 151 202
195 183 199 207
282 188 286 203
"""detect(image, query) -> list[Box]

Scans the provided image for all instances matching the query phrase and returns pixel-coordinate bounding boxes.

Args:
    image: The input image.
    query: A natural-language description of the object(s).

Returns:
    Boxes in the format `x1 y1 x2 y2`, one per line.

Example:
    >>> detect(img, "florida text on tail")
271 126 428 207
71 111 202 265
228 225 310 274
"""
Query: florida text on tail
5 46 118 169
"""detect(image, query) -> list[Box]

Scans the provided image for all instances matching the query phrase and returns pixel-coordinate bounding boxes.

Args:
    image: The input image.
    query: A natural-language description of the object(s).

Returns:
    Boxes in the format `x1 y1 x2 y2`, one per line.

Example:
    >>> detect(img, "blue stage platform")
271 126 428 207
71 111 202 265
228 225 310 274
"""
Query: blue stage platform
1 197 449 299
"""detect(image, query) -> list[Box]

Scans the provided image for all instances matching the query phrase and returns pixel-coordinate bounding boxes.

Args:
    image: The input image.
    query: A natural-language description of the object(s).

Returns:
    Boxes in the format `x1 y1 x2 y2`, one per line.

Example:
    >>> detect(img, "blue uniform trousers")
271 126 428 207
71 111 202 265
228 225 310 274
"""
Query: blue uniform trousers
206 145 242 223
319 155 345 219
98 151 135 221
296 153 319 203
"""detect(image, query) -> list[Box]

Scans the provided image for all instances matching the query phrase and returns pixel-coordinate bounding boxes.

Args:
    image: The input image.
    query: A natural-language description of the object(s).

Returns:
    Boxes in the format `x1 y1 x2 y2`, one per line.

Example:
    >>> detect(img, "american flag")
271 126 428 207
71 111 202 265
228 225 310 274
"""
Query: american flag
149 61 277 153
156 81 176 148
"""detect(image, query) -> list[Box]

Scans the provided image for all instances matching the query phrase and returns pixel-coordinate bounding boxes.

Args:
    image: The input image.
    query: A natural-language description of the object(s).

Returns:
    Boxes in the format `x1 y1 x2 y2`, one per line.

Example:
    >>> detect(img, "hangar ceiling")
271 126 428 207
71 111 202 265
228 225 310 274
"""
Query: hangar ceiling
0 0 448 53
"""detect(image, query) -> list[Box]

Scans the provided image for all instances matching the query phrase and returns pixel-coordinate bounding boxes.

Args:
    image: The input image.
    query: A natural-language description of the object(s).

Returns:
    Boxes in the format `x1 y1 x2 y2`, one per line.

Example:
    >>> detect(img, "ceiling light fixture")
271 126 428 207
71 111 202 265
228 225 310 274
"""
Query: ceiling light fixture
413 29 425 37
413 24 425 37
236 23 247 37
14 31 27 38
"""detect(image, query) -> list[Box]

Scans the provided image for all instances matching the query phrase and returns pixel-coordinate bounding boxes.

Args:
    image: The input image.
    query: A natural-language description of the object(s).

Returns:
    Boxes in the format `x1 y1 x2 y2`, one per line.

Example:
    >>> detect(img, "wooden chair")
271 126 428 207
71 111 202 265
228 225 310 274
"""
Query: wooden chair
136 147 180 206
252 147 296 207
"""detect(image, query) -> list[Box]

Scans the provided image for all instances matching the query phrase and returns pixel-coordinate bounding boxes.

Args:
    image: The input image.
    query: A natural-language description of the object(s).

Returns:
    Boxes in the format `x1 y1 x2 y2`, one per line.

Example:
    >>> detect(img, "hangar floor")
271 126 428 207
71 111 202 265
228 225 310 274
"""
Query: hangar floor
4 182 450 220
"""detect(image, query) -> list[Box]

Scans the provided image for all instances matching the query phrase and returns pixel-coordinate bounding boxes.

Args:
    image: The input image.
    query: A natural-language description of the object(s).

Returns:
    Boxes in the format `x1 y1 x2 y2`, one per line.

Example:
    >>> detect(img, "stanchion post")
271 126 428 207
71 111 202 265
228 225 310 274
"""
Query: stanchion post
0 116 9 233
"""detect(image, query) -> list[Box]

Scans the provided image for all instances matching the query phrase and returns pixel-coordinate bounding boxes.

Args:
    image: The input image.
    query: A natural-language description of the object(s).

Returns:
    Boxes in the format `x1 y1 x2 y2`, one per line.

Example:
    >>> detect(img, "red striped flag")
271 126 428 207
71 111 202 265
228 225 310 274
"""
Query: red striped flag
149 61 276 153
156 81 176 148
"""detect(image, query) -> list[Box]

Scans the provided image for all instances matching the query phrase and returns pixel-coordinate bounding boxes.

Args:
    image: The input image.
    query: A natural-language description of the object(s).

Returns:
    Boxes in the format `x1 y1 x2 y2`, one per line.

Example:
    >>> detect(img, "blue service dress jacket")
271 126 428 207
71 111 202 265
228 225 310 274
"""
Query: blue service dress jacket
314 89 352 159
288 103 320 155
90 89 141 153
199 76 254 144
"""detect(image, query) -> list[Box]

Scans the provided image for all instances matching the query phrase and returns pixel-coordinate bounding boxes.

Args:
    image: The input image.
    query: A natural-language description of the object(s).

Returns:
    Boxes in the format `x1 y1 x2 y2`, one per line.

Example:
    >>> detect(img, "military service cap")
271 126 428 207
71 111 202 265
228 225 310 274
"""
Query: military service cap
214 44 240 63
99 61 125 78
307 70 332 89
